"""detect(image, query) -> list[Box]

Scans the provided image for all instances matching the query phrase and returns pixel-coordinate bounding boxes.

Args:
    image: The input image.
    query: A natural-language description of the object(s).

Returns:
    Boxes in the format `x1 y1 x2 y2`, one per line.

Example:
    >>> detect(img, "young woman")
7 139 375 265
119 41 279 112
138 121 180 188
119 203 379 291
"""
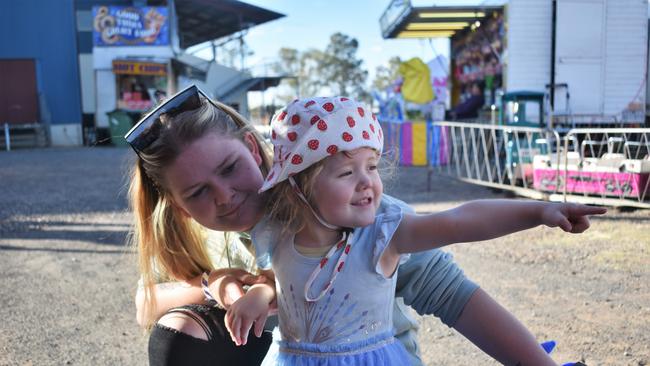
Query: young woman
128 85 571 365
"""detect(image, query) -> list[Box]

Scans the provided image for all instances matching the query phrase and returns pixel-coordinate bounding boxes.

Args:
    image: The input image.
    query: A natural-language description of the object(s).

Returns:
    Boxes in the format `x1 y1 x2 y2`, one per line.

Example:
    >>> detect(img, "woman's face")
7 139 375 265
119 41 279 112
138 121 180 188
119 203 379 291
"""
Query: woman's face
163 132 266 232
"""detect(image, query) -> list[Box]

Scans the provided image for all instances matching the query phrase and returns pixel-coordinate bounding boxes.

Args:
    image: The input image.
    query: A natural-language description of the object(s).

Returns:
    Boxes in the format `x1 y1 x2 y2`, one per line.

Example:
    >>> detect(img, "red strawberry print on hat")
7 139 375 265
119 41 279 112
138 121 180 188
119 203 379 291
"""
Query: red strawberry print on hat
266 171 275 181
346 116 355 127
317 120 328 131
357 107 365 117
291 114 300 125
310 115 320 125
291 154 303 165
342 132 353 142
362 131 370 140
278 111 287 121
327 145 338 155
369 124 375 133
272 130 277 139
340 97 349 101
304 100 316 107
323 102 334 112
307 139 319 150
287 132 297 141
372 113 377 121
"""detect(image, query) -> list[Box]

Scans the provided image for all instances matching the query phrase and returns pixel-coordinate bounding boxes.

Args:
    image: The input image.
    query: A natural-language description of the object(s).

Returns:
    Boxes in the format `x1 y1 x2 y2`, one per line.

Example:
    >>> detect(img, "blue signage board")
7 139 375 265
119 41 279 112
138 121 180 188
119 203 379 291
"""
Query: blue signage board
92 6 169 46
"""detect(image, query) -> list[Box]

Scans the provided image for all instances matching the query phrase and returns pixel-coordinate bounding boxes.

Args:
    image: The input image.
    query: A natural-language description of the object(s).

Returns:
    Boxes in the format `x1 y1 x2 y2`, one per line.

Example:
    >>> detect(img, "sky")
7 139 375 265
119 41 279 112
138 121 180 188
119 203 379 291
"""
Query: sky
241 0 449 77
190 0 498 107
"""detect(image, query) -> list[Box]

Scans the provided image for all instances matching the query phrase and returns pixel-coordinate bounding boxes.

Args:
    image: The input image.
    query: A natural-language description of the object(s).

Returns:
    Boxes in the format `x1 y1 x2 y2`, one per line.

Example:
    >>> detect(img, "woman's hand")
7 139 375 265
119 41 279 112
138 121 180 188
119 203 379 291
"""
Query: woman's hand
208 268 268 309
540 202 607 233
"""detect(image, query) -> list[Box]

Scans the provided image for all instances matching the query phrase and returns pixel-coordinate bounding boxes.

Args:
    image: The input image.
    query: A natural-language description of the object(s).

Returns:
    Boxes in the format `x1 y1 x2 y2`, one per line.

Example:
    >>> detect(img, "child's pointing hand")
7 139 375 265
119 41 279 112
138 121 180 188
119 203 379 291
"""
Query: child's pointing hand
541 202 607 233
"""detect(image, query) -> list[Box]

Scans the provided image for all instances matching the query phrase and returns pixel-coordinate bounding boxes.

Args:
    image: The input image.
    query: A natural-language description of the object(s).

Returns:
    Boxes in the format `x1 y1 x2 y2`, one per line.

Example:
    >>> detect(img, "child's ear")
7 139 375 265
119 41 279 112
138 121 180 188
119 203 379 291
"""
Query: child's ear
244 132 263 167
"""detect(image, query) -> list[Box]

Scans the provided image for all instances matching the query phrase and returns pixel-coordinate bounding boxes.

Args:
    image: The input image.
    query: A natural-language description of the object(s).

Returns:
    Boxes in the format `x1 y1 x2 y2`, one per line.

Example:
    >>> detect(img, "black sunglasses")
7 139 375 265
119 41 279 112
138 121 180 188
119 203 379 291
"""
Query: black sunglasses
124 84 213 154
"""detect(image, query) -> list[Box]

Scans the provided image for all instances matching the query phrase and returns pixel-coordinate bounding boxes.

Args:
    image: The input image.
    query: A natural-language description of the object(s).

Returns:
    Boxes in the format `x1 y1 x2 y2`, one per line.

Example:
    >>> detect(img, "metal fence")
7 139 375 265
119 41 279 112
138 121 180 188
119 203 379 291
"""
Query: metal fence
430 122 650 208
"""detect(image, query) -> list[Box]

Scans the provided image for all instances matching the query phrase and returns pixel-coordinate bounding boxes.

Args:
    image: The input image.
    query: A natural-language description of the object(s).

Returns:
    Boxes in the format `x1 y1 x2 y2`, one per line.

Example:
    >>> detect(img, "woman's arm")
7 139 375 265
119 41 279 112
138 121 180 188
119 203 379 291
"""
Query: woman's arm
134 268 267 328
453 288 556 365
135 276 202 327
395 253 555 365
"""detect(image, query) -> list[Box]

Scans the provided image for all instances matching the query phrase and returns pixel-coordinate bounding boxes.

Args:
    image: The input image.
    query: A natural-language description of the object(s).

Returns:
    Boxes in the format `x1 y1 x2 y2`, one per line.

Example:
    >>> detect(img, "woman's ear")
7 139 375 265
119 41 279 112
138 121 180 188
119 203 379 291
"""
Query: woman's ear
170 198 191 218
244 132 263 167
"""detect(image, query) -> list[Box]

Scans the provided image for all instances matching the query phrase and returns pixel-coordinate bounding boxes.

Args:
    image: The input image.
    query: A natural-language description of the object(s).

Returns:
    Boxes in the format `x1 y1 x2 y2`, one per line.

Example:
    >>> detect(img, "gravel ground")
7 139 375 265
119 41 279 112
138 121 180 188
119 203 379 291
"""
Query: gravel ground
0 147 648 366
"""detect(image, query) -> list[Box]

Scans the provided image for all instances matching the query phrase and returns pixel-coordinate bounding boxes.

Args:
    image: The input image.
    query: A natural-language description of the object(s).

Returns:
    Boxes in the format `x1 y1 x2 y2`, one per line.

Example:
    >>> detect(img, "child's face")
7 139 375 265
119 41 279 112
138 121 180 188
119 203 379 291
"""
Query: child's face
311 147 383 229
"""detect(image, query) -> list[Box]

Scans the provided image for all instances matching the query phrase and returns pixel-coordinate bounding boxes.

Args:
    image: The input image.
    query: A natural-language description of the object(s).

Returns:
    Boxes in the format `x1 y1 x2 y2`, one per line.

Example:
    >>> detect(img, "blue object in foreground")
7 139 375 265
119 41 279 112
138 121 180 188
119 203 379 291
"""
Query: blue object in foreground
541 340 587 366
541 340 557 354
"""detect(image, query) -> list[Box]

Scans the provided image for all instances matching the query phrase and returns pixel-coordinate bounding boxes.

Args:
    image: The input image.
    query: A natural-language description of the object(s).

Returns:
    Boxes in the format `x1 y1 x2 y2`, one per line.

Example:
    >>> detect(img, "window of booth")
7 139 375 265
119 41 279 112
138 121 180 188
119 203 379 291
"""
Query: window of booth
113 60 167 112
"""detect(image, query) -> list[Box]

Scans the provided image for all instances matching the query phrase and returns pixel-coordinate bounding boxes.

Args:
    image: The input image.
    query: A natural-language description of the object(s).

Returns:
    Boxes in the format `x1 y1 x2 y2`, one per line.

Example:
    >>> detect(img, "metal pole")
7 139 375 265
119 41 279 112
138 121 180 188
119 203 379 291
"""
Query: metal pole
550 0 557 108
4 123 10 151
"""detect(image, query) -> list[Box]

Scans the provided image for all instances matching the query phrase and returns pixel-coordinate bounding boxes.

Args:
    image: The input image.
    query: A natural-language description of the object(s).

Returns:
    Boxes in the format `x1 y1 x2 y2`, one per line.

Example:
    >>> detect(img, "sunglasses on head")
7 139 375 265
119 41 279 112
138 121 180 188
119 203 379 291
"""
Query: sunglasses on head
124 84 221 155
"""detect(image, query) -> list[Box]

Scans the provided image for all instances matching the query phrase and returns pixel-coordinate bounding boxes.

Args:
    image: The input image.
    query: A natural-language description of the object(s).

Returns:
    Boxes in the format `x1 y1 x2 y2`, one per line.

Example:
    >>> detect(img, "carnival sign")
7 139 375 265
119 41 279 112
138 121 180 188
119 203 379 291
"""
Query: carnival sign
92 6 169 46
112 60 167 76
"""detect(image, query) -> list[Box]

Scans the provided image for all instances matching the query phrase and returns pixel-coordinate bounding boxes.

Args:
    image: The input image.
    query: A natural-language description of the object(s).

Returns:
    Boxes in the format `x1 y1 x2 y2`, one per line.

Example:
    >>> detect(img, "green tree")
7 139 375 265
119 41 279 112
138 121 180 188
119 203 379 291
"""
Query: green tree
272 32 369 102
320 32 369 101
272 47 326 103
372 56 402 91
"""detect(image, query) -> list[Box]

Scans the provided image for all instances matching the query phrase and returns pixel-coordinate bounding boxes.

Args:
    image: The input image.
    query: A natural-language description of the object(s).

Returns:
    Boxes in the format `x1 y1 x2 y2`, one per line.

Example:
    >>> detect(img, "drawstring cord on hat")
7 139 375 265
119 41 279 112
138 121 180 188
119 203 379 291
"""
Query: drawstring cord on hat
288 176 339 230
288 176 353 302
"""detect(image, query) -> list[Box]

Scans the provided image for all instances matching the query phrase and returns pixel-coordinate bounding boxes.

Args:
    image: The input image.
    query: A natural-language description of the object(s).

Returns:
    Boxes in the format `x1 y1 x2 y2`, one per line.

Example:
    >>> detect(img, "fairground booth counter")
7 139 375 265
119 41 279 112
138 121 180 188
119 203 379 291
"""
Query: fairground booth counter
378 0 650 208
90 0 284 145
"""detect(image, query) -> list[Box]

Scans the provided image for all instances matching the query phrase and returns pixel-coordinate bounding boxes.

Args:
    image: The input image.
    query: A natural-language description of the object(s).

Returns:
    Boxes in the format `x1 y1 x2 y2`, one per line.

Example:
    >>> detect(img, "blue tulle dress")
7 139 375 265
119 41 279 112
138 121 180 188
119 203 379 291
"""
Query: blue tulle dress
252 196 411 366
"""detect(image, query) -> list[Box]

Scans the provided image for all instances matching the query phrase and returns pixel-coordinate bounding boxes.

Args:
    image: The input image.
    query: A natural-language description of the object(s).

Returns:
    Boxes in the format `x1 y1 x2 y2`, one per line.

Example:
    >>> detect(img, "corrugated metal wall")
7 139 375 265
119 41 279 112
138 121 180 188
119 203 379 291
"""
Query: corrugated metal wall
0 0 82 126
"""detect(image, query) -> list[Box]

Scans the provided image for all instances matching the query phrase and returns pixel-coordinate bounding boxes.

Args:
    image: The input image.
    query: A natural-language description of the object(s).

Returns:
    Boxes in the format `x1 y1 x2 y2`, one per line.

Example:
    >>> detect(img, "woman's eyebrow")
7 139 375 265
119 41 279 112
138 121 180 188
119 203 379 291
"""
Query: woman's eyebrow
182 181 205 196
181 153 235 195
213 152 235 174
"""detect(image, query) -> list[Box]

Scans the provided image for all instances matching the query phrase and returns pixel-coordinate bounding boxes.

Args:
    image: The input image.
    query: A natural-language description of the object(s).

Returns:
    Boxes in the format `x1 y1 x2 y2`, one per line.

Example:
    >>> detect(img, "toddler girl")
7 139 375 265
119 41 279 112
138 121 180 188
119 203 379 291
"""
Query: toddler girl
226 97 606 365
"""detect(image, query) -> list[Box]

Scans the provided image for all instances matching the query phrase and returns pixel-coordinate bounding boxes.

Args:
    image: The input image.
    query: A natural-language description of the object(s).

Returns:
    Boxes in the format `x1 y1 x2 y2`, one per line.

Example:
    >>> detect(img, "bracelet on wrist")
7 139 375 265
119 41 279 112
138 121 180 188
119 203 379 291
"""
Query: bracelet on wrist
201 272 225 309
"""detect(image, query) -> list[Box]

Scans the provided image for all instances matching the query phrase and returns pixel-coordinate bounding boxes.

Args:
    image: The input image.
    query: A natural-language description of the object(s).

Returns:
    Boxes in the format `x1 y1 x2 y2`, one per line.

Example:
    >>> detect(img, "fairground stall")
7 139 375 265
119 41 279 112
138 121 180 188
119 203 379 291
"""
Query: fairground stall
379 0 650 208
90 0 284 145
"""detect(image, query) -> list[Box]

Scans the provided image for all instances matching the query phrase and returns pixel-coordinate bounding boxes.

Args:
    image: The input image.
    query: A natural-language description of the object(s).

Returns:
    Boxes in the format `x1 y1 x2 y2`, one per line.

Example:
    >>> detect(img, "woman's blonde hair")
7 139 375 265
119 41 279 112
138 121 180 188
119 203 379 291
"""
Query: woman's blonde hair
128 98 271 328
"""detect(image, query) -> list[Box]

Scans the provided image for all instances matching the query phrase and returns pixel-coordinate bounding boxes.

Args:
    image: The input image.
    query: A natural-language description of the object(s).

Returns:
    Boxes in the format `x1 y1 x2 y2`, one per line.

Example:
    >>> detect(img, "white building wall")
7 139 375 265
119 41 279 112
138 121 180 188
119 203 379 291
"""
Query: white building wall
507 0 647 118
505 0 552 93
602 0 647 117
92 46 173 69
554 0 605 115
95 69 118 128
78 53 95 114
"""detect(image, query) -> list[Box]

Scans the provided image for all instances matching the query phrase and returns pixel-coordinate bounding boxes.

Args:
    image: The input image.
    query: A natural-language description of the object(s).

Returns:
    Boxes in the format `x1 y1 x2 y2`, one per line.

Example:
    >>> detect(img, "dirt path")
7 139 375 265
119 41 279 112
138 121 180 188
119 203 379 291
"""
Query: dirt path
0 147 648 365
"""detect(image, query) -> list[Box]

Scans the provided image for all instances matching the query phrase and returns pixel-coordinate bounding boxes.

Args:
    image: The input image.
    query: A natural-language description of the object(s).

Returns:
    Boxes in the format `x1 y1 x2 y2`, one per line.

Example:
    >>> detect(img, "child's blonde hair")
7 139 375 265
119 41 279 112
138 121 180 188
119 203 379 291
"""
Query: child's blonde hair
267 161 325 236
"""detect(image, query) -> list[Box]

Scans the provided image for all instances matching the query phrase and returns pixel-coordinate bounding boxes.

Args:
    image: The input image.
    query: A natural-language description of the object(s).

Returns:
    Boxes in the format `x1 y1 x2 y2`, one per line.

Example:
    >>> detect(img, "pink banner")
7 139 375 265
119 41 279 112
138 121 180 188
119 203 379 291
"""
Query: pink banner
534 168 649 197
400 123 413 166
